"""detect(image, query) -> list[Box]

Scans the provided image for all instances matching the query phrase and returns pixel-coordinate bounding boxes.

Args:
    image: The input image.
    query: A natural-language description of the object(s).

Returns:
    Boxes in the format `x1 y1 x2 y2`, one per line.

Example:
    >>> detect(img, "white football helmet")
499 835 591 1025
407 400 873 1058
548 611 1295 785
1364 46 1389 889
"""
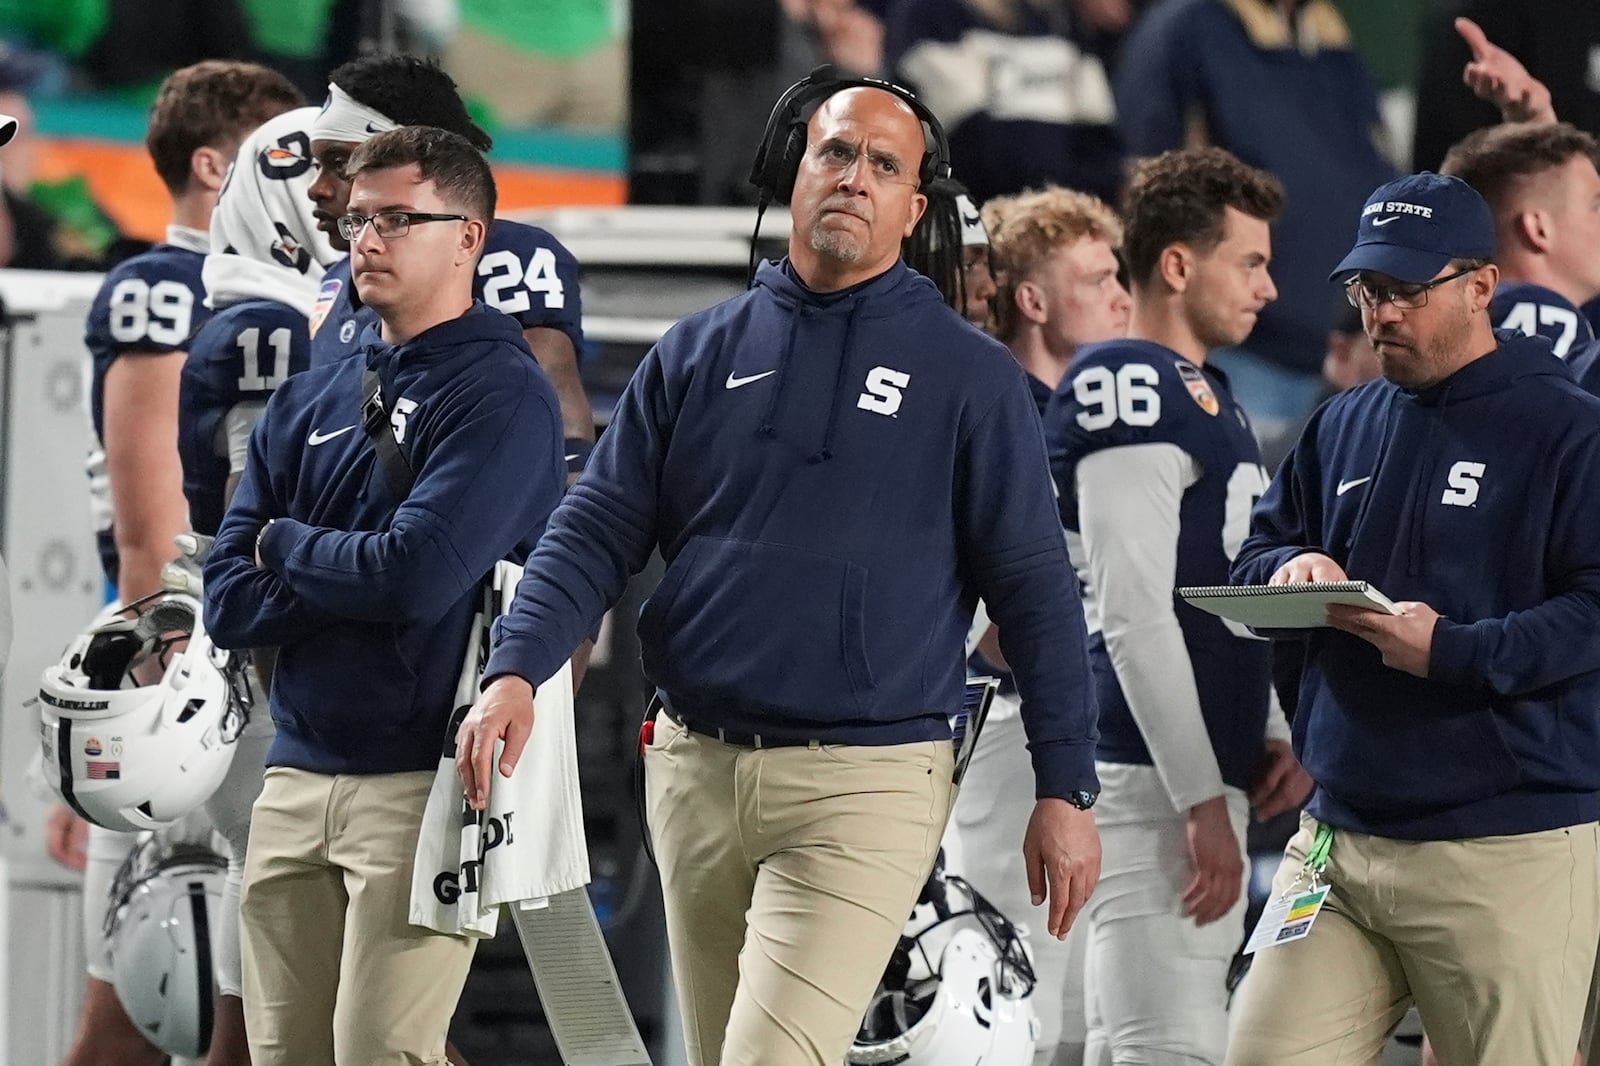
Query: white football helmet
38 591 250 831
849 862 1039 1066
106 833 226 1058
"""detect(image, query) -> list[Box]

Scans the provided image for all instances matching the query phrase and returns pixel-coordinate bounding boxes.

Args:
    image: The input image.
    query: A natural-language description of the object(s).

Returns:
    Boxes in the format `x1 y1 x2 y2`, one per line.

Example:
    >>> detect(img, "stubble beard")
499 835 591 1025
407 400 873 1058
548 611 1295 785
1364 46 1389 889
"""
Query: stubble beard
809 225 866 265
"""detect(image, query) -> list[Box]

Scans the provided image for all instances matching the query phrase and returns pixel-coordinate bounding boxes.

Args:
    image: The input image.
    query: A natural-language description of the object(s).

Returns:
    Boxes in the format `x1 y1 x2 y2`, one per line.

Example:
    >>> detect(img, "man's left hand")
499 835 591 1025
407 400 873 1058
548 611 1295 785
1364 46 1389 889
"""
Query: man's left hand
1022 799 1101 939
1250 738 1314 821
1326 601 1439 677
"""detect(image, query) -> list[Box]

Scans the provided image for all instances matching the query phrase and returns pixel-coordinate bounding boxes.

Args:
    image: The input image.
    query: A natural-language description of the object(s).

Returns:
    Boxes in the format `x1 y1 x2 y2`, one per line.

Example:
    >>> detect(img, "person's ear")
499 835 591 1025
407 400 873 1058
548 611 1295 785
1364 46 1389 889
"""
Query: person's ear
903 191 928 238
1466 262 1499 313
191 146 231 194
1158 244 1194 294
458 218 487 265
1514 208 1553 254
1016 279 1048 326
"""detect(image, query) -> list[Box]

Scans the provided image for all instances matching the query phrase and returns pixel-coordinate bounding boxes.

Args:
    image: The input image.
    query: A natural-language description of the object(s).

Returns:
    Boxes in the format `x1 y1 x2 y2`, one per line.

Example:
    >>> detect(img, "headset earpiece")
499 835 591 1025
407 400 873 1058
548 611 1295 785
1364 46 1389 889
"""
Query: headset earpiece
748 65 950 207
773 121 810 205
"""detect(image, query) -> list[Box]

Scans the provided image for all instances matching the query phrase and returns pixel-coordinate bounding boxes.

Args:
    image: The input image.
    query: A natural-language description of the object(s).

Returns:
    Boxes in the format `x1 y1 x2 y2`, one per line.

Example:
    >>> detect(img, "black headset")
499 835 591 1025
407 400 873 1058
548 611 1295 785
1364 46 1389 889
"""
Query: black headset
748 64 952 207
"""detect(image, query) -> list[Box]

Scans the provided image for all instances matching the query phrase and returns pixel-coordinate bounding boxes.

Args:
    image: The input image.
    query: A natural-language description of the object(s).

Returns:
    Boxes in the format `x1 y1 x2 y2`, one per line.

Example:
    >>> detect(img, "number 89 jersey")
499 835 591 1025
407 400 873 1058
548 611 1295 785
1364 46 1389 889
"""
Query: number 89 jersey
84 238 209 585
179 298 311 535
1045 339 1271 784
308 219 583 367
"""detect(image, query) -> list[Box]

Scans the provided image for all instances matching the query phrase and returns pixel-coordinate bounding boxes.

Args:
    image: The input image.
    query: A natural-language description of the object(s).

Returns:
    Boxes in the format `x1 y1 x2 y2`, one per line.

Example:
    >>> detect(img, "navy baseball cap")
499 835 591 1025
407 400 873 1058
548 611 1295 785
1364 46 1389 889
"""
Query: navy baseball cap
1329 172 1496 284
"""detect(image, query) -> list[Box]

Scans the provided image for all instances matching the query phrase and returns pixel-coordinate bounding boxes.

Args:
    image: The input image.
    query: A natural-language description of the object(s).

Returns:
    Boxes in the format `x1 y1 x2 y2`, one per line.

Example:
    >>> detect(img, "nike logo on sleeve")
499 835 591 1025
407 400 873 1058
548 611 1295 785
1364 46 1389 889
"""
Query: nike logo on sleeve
726 370 778 389
1336 476 1372 496
309 425 358 446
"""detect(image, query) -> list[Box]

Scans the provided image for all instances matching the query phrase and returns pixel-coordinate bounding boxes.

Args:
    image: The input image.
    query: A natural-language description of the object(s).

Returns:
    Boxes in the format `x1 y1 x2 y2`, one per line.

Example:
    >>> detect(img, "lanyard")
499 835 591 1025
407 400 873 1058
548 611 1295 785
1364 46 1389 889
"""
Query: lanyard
1304 822 1335 878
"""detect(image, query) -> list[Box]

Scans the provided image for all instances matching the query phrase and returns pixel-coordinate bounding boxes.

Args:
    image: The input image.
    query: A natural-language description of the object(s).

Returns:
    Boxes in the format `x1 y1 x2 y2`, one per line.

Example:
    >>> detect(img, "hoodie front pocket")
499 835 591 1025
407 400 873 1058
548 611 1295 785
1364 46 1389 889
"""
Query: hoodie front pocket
638 536 877 719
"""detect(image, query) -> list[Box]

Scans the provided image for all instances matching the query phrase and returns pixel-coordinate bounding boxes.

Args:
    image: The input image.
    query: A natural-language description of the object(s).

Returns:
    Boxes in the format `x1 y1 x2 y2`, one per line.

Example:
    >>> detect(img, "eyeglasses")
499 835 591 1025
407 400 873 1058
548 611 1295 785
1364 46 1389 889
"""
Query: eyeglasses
336 210 468 241
1344 264 1481 310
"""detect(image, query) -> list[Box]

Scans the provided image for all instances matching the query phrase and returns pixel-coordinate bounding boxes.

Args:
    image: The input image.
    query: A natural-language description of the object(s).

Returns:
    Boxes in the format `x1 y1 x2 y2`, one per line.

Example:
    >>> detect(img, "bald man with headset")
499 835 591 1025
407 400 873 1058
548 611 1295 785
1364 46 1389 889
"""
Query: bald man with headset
455 71 1102 1066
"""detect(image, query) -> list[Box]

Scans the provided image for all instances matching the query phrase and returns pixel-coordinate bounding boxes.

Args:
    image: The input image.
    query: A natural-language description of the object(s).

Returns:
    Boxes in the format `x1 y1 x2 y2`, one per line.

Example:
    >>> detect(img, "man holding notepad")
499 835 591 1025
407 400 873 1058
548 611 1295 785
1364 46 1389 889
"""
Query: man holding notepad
1226 172 1600 1066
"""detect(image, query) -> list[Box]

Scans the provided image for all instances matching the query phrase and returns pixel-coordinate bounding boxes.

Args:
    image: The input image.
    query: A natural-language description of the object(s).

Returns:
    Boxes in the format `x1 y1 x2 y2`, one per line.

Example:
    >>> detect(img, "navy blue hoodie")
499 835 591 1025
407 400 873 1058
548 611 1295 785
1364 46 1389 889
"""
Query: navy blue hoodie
482 259 1099 799
204 303 564 774
1233 333 1600 839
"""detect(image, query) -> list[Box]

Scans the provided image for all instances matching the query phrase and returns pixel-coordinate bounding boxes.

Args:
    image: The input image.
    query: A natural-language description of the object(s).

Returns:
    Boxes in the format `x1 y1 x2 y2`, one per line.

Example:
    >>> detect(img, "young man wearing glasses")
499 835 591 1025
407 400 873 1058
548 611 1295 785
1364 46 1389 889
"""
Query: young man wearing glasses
1227 172 1600 1065
203 125 566 1066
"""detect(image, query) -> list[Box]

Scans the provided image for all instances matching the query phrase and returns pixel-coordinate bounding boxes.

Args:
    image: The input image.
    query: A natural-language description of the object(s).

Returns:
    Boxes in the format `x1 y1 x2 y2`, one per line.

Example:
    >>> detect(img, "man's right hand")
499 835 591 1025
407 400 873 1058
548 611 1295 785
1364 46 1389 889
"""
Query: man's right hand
455 674 536 811
1456 17 1556 125
1268 552 1347 585
1182 796 1243 926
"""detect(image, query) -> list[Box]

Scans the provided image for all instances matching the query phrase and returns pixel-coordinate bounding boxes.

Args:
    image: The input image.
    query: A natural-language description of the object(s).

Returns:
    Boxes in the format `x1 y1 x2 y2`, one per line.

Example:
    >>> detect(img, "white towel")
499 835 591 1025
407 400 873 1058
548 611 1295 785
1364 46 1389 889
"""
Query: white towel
410 562 590 938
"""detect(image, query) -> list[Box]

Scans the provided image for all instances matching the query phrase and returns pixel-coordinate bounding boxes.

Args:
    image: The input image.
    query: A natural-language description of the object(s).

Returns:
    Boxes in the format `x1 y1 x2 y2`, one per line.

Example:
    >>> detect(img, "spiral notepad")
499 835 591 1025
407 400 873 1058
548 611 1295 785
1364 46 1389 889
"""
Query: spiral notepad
1176 581 1399 629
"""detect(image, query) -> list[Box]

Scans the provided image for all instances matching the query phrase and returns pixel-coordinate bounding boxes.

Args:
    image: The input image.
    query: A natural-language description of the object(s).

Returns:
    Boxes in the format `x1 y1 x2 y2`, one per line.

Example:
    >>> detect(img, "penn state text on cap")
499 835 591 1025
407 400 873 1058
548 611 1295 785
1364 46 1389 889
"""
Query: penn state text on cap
1329 172 1496 285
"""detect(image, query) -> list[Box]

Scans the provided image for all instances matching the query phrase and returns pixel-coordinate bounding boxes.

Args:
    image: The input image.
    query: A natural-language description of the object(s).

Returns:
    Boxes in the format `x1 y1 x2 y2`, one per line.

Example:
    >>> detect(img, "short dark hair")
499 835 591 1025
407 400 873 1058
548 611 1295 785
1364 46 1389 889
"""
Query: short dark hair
146 61 303 194
1121 147 1285 289
1441 122 1600 215
329 54 493 152
347 126 497 224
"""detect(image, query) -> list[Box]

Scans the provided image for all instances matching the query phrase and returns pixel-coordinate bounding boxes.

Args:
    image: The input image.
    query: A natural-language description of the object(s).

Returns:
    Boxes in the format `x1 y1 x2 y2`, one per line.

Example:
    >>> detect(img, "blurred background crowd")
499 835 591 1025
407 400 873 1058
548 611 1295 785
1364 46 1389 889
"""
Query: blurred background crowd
0 0 1594 449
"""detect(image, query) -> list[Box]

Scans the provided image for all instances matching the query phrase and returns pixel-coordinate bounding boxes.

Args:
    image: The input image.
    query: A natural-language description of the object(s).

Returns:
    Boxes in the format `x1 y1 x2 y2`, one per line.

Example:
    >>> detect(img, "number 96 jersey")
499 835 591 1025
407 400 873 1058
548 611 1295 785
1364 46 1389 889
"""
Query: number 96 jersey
307 219 583 367
179 299 310 535
1044 339 1271 784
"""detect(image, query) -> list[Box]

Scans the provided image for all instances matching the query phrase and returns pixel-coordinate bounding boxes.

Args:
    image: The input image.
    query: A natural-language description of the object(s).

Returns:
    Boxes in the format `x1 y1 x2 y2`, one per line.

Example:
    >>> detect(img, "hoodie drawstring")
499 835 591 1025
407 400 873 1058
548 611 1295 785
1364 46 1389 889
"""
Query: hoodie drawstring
1405 384 1451 577
1347 390 1397 552
758 308 804 439
809 300 863 464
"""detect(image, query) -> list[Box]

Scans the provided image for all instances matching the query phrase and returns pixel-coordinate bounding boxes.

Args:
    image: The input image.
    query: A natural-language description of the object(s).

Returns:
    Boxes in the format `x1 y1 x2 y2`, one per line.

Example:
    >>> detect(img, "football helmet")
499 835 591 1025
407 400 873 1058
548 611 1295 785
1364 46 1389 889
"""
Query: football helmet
848 860 1039 1065
105 832 225 1058
38 591 250 831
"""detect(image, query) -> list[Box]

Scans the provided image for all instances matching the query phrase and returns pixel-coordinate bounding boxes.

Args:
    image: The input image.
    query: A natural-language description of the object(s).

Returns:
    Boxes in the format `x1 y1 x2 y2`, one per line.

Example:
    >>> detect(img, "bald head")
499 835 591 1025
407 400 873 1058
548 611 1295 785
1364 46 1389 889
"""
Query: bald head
787 86 931 291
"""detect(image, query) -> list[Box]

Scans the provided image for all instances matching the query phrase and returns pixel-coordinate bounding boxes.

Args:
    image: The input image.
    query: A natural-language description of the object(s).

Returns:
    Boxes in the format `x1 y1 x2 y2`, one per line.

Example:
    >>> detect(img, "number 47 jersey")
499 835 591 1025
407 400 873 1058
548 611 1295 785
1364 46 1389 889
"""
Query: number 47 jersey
307 219 583 367
1043 339 1271 782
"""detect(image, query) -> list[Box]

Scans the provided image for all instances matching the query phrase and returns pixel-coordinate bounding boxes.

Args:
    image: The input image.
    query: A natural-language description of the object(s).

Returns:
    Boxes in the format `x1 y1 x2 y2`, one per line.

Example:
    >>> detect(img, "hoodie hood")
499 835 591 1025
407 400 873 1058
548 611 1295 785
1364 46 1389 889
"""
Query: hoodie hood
358 301 526 369
749 258 943 462
1399 330 1563 406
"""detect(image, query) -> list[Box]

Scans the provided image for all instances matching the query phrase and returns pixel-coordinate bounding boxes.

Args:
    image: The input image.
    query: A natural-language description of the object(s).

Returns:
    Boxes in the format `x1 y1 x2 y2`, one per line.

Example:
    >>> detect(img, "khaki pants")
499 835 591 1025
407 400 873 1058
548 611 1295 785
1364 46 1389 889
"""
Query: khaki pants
240 767 477 1066
1228 814 1600 1066
645 712 955 1066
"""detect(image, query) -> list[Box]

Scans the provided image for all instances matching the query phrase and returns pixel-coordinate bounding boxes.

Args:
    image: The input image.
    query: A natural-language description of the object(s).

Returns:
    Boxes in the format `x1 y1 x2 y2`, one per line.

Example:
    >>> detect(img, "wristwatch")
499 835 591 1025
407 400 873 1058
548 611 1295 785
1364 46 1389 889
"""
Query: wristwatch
1066 790 1098 811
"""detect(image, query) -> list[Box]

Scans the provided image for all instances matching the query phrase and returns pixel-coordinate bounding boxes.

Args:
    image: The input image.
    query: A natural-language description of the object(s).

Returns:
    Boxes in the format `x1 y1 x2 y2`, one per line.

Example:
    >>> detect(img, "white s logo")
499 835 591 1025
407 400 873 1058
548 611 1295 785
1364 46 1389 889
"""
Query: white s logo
857 366 910 416
1441 461 1485 507
391 397 419 444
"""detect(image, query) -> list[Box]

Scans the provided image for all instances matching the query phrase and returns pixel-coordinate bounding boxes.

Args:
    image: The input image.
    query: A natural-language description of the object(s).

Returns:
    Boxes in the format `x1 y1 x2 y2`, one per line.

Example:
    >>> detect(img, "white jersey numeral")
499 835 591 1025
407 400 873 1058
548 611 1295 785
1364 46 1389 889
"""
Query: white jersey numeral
108 278 194 346
1072 363 1161 430
236 327 292 391
1219 461 1272 640
1500 301 1579 358
478 247 566 315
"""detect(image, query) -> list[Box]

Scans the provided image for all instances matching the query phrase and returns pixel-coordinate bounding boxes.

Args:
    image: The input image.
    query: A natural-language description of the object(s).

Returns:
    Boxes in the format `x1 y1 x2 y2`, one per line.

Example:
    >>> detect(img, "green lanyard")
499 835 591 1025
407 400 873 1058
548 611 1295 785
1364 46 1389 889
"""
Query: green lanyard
1305 822 1335 877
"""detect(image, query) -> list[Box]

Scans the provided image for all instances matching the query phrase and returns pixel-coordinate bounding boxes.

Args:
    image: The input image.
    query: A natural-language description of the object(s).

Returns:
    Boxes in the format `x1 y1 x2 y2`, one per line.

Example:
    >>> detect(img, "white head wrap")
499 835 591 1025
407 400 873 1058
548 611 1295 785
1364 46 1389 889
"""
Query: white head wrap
309 83 399 146
955 194 989 248
205 106 341 316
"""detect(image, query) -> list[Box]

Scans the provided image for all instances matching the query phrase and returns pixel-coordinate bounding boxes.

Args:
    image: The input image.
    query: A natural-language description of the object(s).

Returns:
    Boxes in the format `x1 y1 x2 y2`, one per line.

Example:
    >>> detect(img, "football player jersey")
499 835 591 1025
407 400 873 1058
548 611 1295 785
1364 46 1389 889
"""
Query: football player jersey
1491 282 1597 361
179 298 312 536
308 219 583 367
1046 339 1271 791
84 232 210 587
